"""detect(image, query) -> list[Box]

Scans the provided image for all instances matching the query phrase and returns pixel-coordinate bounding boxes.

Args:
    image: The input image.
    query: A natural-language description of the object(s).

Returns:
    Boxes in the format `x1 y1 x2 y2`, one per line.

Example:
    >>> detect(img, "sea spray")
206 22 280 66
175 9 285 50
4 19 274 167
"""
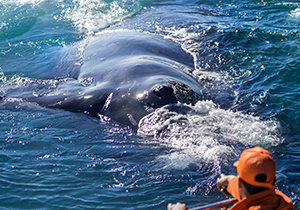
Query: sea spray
138 100 283 169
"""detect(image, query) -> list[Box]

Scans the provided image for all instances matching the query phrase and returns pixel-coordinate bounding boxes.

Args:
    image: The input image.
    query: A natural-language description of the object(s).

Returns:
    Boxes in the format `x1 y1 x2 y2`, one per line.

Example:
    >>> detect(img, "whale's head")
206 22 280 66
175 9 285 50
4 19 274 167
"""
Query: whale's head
19 31 203 129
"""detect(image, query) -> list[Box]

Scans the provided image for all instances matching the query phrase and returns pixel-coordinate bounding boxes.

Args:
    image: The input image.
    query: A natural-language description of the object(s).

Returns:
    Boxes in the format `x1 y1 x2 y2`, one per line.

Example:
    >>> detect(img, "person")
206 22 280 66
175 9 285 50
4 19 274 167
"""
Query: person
167 146 294 210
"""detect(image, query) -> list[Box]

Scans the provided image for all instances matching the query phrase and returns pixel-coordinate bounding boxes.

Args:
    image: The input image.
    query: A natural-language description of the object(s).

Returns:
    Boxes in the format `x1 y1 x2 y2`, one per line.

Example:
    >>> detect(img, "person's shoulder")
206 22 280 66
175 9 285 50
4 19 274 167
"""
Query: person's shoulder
274 189 294 210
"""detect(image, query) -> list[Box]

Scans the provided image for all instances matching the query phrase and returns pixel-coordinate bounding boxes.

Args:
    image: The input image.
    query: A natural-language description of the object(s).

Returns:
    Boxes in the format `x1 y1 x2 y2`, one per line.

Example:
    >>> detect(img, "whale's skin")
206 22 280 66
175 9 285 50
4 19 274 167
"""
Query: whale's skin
2 31 203 128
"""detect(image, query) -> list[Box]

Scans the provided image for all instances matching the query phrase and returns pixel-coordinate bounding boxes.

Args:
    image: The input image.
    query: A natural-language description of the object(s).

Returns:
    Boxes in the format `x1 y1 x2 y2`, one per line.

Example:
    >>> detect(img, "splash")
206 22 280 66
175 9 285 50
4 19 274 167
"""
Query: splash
61 0 142 35
138 101 283 170
290 8 300 18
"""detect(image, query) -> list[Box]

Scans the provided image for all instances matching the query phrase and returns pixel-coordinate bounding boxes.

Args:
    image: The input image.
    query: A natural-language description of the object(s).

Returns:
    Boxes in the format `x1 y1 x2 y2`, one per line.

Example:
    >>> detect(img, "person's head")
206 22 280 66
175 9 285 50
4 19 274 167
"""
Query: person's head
234 147 276 197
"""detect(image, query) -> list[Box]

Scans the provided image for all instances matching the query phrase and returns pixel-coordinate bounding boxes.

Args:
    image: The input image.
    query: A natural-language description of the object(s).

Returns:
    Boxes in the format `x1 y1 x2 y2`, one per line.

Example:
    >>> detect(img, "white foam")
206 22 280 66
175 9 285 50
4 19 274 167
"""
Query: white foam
138 101 283 170
290 8 300 18
61 0 141 35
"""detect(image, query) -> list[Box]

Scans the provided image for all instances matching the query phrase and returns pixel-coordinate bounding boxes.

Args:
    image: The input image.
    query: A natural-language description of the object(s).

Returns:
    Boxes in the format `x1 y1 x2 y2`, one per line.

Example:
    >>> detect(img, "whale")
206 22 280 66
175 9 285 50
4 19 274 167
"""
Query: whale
1 31 203 128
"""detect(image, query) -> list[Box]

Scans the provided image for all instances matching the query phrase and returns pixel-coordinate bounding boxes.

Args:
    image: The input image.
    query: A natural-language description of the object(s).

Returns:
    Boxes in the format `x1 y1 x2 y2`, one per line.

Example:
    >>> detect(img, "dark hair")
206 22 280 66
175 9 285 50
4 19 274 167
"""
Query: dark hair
240 174 273 195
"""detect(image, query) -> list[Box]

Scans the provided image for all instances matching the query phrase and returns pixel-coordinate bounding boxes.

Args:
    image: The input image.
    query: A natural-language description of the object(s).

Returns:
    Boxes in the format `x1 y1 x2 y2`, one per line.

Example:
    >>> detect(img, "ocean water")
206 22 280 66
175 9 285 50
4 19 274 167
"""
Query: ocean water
1 0 300 209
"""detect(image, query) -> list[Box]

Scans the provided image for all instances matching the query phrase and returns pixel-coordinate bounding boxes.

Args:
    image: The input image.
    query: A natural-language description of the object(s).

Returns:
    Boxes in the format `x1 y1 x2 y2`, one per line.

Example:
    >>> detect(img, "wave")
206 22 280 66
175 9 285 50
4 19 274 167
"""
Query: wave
0 0 145 39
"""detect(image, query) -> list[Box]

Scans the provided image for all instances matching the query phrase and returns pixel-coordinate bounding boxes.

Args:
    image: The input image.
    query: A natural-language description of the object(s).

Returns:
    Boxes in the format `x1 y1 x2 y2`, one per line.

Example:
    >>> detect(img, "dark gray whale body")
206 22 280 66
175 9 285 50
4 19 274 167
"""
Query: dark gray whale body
3 31 203 128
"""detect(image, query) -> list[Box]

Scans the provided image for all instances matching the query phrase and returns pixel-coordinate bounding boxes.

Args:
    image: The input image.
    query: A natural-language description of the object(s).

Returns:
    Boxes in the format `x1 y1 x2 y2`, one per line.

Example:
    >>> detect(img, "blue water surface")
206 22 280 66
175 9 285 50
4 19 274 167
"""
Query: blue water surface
1 0 300 209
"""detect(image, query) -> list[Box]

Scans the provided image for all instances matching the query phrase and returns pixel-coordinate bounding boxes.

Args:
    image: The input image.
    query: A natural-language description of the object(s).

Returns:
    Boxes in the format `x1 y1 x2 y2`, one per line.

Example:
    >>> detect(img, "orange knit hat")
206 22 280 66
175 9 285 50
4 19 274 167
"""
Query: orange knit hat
234 146 276 189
